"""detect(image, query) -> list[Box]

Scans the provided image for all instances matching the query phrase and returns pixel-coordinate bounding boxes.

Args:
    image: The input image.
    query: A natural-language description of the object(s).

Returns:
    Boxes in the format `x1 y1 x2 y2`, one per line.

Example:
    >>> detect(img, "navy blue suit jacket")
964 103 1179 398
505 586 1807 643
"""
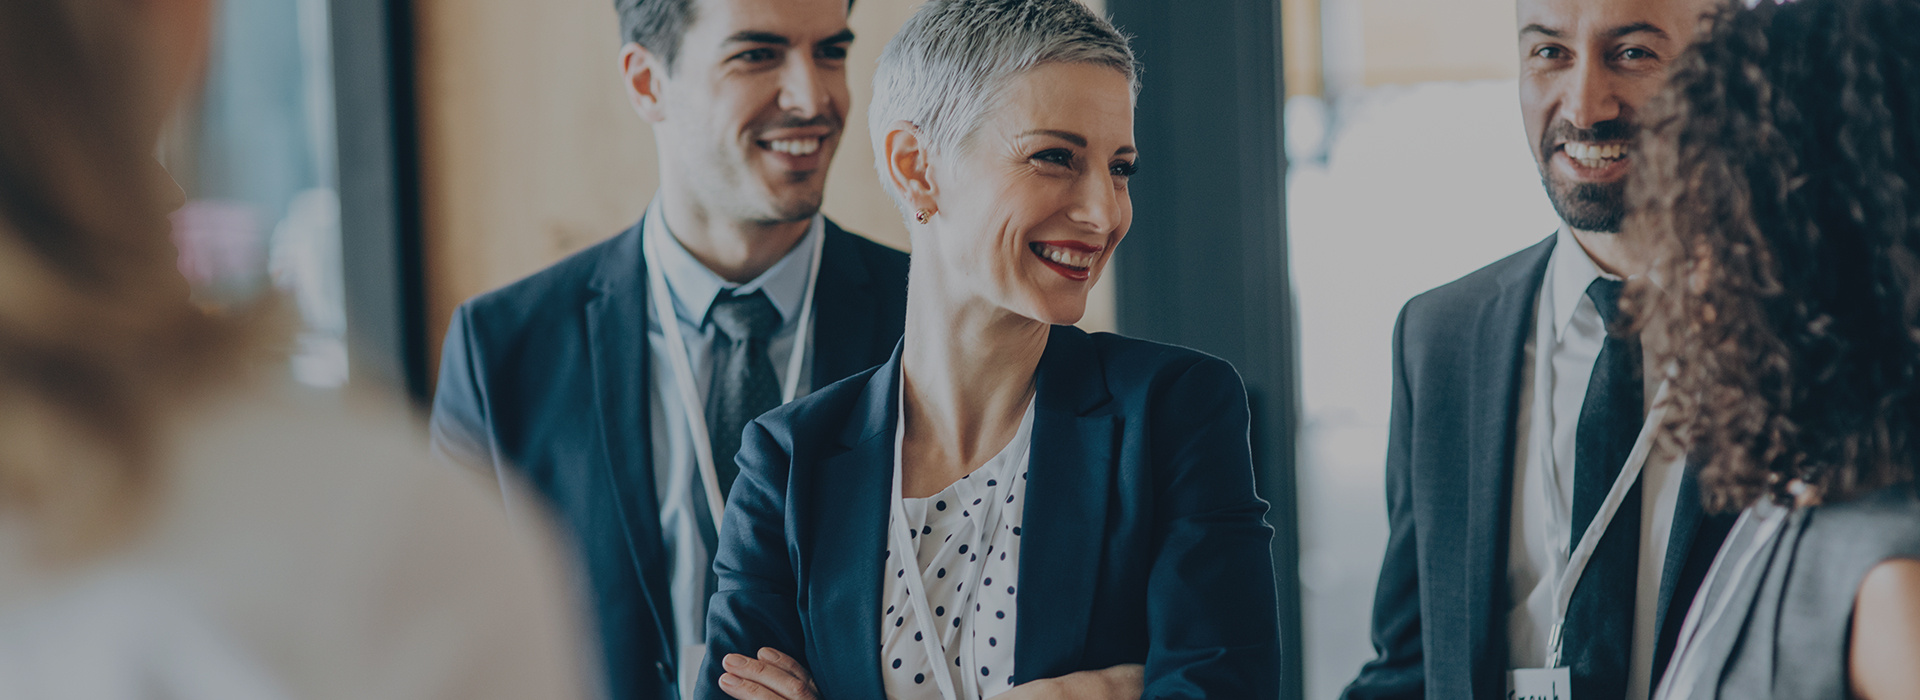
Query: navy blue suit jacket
1340 236 1735 700
429 219 909 700
696 327 1282 700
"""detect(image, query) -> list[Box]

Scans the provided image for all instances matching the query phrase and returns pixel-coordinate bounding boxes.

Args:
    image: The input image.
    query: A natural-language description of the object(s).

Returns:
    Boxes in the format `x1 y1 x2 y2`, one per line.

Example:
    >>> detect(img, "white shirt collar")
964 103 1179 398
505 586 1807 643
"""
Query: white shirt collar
642 199 822 329
1548 224 1624 342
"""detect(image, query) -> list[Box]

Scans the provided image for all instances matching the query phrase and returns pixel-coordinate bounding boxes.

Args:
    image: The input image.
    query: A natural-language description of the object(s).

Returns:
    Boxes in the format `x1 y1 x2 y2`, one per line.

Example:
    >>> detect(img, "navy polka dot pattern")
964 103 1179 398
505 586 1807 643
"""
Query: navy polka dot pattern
880 402 1031 700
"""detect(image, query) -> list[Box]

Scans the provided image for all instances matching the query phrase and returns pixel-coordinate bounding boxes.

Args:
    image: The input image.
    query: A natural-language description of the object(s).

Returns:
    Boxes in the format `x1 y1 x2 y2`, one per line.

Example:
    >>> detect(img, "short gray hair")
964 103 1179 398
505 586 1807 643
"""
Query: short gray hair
869 0 1137 204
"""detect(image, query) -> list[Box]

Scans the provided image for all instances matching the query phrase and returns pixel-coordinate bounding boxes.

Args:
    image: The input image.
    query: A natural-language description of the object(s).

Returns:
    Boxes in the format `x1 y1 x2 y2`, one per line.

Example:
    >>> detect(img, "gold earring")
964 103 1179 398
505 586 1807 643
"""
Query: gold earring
914 209 931 224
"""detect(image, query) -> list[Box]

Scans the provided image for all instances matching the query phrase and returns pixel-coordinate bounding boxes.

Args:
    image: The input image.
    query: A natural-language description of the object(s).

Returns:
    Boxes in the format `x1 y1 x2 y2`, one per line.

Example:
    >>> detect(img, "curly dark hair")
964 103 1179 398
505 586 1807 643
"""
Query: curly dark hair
1625 0 1920 512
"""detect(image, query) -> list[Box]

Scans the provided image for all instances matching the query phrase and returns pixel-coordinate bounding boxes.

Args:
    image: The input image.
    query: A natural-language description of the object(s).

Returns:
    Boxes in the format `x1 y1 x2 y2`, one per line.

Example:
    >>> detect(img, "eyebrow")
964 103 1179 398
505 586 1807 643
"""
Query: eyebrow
817 29 856 47
1604 22 1667 40
724 30 790 46
1021 129 1087 146
723 28 856 47
1520 21 1670 40
1018 129 1137 156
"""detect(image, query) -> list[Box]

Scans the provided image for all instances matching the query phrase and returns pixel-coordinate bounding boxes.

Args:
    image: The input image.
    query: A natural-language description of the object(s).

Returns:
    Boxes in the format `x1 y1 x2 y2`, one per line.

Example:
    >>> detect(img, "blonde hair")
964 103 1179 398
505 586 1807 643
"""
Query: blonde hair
868 0 1137 213
0 0 271 557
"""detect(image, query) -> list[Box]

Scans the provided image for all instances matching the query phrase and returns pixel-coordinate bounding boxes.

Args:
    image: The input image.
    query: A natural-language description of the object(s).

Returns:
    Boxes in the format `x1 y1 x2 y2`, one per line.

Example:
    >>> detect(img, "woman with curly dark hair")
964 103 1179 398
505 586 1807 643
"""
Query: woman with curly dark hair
1627 0 1920 697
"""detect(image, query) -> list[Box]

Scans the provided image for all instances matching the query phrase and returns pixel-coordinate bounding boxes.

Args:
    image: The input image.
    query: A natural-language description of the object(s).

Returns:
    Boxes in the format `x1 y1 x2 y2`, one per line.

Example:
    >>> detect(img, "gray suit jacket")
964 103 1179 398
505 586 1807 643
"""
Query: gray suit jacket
1673 485 1920 699
1341 236 1736 700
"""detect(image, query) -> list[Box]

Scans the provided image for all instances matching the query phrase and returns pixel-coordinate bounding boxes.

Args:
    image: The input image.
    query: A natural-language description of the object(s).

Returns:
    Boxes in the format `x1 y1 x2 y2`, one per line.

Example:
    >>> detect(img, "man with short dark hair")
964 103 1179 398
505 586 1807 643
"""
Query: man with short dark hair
428 0 907 698
1342 0 1733 698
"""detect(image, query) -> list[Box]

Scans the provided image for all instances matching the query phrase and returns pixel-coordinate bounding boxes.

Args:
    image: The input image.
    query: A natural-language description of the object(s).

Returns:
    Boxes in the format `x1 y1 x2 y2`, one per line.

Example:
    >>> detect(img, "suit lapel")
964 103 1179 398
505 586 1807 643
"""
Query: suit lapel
1465 235 1556 692
1656 464 1705 630
807 348 900 700
584 223 678 669
1015 328 1117 682
1650 459 1735 686
810 220 878 389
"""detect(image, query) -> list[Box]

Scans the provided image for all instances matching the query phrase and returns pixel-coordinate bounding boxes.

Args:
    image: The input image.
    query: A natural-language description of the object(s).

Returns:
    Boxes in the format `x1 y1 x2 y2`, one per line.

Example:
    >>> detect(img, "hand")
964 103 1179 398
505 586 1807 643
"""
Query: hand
988 663 1144 700
719 647 820 700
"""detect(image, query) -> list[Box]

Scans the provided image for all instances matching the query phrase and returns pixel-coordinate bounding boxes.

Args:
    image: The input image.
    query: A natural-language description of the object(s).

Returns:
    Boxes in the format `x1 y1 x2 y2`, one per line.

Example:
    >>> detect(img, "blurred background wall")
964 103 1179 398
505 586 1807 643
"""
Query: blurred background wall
1284 0 1559 698
171 0 1568 697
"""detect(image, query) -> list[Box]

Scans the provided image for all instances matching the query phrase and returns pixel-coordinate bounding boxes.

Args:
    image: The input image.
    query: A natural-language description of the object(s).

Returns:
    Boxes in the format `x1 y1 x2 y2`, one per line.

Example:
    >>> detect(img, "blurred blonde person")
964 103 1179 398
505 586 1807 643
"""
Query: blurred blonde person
0 1 590 697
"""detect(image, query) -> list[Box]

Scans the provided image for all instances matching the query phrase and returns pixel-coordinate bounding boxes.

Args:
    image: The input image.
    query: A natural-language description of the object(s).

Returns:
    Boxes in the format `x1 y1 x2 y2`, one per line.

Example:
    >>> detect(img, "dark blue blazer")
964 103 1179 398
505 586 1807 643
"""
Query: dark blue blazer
1340 236 1735 700
696 327 1282 700
429 218 909 700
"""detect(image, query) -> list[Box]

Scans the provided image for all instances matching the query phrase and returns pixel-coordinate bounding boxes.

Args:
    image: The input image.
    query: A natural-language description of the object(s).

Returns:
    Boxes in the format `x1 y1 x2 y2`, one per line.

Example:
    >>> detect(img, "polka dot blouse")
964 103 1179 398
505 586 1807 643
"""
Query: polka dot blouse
880 400 1032 700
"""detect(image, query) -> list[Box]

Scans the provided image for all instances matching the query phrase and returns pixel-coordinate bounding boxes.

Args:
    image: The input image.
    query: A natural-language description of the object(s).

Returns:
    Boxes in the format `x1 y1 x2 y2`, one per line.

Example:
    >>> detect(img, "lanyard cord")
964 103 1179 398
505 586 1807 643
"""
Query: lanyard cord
645 213 826 532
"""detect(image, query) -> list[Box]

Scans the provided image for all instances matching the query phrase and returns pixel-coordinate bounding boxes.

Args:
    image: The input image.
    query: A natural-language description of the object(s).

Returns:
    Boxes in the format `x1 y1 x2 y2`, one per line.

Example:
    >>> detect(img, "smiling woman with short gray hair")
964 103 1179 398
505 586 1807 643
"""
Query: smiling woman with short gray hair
695 1 1281 699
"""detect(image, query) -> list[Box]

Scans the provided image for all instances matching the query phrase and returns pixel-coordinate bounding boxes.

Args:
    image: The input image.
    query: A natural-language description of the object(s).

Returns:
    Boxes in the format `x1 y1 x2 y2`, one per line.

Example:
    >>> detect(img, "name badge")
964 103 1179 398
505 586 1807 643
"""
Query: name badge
1507 667 1572 700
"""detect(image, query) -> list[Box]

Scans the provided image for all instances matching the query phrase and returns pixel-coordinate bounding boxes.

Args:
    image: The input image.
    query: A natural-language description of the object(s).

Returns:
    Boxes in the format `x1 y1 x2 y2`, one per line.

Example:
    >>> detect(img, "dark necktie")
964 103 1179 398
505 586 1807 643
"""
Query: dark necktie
705 289 783 499
1561 277 1645 700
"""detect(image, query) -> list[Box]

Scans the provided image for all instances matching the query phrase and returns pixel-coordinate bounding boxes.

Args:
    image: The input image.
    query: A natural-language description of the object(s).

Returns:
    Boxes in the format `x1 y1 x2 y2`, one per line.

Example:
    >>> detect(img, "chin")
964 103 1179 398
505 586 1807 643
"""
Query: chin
771 184 828 219
746 191 825 224
1015 296 1088 327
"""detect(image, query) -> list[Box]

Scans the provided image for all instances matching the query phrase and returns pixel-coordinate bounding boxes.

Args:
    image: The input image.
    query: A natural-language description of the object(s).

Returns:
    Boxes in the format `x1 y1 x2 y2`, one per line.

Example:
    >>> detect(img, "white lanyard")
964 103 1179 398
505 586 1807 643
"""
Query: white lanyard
1653 505 1788 700
645 212 825 532
886 383 1020 700
1528 285 1670 668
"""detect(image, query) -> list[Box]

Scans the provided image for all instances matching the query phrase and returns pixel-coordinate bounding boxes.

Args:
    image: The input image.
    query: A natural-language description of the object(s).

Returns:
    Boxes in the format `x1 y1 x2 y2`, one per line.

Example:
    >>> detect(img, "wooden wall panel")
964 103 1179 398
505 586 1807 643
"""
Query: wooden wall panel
414 0 656 383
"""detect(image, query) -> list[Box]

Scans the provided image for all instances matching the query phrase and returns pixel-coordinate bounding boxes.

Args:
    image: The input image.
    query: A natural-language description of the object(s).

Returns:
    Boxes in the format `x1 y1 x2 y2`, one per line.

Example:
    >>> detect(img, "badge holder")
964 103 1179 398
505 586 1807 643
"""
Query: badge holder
1507 622 1573 700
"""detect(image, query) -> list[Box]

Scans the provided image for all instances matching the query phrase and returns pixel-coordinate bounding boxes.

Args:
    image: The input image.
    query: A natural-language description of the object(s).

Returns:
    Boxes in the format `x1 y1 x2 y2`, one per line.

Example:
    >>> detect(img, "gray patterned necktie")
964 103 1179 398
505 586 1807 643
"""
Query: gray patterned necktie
705 289 783 499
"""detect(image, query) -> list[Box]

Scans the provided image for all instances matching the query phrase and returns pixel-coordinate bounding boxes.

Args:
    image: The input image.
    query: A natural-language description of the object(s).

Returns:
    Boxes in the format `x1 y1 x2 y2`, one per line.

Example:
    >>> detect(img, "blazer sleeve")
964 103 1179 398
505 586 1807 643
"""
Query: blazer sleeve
696 419 810 700
1340 305 1425 700
1141 356 1283 700
430 306 505 496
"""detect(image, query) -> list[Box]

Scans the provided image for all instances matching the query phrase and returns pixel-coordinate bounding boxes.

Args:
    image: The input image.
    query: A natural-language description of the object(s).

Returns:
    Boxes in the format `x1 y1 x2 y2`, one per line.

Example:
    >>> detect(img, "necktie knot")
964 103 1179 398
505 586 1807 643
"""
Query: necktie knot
1585 277 1628 328
709 290 781 343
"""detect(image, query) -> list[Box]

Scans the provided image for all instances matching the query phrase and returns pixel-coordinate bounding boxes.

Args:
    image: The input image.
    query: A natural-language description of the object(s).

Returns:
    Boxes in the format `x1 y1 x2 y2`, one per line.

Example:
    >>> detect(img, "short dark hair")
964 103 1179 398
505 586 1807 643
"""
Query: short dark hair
1626 0 1920 511
614 0 856 73
614 0 696 72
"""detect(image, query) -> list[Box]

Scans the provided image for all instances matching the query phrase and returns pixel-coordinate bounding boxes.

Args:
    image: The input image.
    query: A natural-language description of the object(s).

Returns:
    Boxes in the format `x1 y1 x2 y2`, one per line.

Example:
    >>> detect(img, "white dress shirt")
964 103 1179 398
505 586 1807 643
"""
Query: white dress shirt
1506 226 1687 700
880 400 1031 700
642 201 822 695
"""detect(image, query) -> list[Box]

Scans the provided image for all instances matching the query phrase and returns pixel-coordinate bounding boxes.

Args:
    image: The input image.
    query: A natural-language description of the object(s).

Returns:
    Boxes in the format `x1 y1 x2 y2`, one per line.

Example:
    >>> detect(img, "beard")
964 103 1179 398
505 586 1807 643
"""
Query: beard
1543 177 1626 233
1538 116 1635 234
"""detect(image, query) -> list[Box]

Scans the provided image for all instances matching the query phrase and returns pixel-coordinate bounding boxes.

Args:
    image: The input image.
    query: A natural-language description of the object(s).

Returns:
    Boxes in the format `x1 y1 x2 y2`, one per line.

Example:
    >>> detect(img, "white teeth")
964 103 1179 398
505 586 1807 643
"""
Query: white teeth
766 138 821 156
1036 245 1096 268
1563 141 1627 165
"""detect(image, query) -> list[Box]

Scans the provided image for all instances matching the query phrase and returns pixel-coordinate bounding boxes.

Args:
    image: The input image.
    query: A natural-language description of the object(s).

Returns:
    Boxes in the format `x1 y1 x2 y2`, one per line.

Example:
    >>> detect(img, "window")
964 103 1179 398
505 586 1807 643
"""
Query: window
167 0 347 388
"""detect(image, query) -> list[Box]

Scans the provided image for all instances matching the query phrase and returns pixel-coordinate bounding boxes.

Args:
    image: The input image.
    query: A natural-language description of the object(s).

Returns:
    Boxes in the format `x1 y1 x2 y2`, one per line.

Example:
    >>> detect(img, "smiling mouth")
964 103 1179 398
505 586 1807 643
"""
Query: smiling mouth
759 137 823 156
1030 241 1099 281
1559 140 1629 169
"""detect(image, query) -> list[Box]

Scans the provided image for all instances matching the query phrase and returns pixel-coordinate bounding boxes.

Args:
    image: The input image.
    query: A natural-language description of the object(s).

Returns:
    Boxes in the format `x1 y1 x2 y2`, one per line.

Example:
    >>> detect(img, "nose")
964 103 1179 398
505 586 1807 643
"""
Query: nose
777 51 830 118
1560 54 1622 129
1068 169 1125 234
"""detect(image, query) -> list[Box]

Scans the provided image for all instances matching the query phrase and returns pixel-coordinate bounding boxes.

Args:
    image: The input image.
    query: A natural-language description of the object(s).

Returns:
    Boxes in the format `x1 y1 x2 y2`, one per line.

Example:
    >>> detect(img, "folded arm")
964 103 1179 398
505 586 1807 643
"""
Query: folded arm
700 420 811 700
1138 357 1282 700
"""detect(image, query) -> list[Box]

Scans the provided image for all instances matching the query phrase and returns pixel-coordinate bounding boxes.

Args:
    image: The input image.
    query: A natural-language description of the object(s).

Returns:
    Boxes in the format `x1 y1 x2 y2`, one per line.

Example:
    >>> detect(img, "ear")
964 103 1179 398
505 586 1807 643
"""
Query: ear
620 43 668 123
881 120 938 214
